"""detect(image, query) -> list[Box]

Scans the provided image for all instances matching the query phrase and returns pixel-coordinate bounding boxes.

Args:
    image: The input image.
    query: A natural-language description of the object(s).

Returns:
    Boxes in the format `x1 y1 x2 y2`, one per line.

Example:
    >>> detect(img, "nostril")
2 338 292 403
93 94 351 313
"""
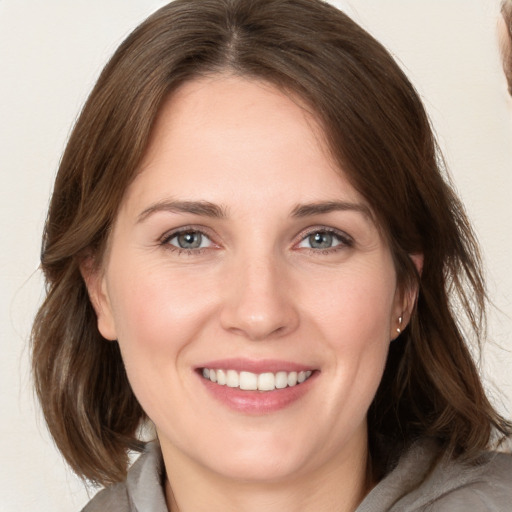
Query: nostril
218 264 300 340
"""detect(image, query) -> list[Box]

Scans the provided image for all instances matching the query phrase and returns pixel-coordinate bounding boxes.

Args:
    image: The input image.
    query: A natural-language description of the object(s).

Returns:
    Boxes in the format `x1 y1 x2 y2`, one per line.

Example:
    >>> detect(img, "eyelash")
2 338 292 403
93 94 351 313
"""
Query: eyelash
159 226 215 256
159 226 353 256
296 227 354 253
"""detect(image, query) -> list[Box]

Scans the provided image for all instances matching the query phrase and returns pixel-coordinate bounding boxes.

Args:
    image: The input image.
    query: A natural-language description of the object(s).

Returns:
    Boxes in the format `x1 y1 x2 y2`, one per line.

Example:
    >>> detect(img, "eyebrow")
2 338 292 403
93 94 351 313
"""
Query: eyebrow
290 200 373 219
137 200 228 223
137 199 372 223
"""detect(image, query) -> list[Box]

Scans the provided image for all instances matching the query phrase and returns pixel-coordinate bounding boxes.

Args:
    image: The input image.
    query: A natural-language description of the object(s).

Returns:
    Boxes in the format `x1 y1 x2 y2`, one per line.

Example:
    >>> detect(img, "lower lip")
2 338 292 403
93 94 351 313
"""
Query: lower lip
198 372 317 414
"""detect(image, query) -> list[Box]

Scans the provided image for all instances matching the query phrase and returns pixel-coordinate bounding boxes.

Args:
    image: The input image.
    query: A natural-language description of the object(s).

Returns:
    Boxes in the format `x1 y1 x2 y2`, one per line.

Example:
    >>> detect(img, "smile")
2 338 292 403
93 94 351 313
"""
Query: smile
201 368 313 392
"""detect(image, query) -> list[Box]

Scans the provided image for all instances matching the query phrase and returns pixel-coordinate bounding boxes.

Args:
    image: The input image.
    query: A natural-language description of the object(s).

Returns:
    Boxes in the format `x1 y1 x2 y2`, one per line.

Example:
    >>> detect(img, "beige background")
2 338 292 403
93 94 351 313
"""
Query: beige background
1 1 510 510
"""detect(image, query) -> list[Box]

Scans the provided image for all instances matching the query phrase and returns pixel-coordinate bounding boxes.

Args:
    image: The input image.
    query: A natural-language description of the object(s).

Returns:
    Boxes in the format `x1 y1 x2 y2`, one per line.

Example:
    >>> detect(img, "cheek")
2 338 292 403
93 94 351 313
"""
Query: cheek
105 259 220 372
110 257 206 327
302 261 396 399
104 262 220 419
304 262 397 344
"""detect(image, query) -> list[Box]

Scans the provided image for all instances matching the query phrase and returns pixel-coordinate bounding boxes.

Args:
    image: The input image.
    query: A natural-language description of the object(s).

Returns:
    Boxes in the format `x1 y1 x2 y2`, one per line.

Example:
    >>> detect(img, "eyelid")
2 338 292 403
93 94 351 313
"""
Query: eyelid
294 226 354 249
157 224 353 253
159 225 218 247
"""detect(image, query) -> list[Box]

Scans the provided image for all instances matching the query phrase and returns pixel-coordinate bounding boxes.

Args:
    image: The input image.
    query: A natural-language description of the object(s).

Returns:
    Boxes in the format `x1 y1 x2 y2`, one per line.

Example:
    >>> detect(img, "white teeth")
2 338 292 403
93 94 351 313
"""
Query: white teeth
258 372 275 391
275 371 288 389
287 371 298 386
226 369 239 388
239 371 258 390
202 368 314 391
216 369 227 385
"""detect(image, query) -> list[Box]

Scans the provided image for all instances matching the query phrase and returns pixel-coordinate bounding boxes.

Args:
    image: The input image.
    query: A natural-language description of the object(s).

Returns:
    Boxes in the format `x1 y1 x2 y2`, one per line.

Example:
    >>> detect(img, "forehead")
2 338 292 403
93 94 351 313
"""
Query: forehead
124 74 365 211
142 74 328 167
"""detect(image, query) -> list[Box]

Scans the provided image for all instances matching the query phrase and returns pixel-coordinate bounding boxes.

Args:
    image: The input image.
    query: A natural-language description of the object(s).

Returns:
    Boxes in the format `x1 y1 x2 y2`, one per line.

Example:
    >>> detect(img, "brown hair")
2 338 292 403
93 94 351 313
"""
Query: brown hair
502 0 512 94
32 0 511 486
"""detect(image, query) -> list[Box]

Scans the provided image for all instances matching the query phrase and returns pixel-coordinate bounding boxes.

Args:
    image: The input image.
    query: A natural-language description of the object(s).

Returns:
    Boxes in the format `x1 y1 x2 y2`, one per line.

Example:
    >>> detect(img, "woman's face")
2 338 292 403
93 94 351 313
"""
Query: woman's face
89 75 407 483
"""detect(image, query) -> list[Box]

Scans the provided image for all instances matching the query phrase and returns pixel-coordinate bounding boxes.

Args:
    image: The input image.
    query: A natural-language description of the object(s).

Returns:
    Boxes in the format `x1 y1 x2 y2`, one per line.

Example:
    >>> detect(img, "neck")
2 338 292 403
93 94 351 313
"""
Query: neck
162 432 373 512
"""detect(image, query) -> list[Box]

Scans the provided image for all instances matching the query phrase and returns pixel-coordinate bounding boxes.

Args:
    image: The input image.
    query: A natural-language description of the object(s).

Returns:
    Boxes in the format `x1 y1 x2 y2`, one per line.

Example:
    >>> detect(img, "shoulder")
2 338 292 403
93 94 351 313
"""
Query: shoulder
81 482 131 512
80 441 167 512
358 439 512 512
419 450 512 511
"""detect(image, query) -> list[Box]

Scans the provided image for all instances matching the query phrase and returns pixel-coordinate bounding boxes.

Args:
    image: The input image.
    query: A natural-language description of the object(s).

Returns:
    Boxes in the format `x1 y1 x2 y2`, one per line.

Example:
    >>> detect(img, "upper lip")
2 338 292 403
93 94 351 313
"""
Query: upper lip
196 358 316 374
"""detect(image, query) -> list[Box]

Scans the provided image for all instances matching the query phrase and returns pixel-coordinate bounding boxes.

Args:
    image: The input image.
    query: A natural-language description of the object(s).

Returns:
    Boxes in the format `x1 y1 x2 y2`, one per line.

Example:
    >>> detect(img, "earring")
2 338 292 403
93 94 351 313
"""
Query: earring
396 316 403 334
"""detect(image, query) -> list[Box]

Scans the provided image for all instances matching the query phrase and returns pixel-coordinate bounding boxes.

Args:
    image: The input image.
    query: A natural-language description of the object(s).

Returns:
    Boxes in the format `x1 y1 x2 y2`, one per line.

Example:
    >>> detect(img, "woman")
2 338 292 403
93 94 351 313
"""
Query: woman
32 0 512 510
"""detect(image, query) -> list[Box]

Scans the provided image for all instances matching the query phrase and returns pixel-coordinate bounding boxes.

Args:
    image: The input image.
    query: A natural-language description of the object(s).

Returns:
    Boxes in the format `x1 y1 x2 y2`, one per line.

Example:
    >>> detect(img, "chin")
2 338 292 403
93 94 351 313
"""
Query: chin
202 450 311 484
160 423 316 484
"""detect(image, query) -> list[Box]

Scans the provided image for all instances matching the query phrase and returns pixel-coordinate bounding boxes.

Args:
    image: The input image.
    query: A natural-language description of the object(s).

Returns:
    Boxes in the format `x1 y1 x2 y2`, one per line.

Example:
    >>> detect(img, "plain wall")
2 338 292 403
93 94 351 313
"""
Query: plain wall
1 1 510 510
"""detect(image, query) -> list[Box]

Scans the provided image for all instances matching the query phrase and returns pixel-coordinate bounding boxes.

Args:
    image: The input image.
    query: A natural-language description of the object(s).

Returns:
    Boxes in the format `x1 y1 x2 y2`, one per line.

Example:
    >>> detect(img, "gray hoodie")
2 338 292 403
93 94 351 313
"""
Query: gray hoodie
82 439 512 511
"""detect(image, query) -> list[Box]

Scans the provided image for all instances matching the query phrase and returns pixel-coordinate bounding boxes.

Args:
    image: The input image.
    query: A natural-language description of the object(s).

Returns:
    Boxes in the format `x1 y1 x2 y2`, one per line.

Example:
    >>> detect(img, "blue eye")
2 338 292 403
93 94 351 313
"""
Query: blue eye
166 231 212 250
308 232 336 249
297 230 350 250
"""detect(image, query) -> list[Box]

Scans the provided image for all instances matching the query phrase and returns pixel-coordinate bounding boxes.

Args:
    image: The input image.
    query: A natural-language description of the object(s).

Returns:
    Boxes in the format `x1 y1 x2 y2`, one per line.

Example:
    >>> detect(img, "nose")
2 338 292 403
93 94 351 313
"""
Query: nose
219 253 300 341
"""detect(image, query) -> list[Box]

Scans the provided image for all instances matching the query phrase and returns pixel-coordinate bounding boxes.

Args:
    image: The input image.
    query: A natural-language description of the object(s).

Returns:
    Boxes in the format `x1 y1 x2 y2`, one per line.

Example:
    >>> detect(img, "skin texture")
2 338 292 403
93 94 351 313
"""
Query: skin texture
85 75 418 512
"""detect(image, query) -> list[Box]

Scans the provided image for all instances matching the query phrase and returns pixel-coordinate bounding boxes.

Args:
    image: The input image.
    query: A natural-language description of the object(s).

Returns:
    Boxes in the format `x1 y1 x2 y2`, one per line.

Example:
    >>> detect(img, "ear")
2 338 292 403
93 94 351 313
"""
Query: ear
80 257 117 341
391 253 423 340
